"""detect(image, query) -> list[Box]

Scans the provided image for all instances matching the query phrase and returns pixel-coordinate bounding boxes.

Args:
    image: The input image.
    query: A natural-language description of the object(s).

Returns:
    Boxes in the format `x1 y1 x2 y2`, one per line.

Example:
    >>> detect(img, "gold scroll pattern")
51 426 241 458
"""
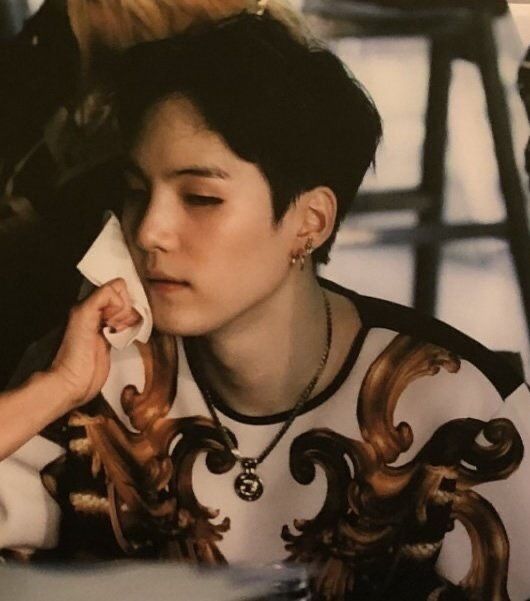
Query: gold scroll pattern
42 332 235 562
282 335 523 600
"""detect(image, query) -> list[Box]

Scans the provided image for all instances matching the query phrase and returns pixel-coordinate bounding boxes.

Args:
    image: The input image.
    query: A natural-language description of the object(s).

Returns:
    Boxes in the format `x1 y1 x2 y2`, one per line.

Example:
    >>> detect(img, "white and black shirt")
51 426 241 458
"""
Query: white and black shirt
1 279 529 600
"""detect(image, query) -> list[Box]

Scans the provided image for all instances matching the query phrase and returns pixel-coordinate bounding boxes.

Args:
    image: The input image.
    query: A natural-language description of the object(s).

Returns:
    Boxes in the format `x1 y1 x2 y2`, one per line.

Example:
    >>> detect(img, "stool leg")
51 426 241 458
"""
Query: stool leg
476 12 530 342
414 39 452 316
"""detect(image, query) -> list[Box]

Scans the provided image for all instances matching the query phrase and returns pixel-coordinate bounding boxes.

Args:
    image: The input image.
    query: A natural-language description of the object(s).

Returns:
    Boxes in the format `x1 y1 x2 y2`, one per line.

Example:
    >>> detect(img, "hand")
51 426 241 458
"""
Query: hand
49 278 141 409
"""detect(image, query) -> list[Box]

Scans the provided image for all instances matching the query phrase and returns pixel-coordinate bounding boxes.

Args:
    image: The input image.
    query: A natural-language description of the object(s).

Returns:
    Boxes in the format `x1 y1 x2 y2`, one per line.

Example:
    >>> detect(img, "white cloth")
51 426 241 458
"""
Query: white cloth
76 212 153 350
0 436 62 550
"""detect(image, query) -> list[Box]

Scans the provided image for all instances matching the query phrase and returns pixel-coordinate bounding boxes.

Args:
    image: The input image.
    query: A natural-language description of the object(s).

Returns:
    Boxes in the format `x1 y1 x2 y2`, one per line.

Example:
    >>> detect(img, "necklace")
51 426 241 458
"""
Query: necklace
201 290 332 502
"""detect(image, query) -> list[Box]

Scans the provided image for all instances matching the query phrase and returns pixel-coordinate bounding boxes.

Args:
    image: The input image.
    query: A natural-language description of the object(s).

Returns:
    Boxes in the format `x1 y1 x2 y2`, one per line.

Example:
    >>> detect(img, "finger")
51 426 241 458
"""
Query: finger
103 278 136 325
111 312 142 333
74 282 127 331
106 308 142 332
103 303 140 327
100 303 128 324
109 278 133 314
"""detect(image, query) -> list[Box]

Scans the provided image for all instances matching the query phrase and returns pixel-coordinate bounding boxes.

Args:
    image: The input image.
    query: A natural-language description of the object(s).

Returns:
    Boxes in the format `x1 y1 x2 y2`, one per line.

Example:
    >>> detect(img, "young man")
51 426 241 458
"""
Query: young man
1 11 529 601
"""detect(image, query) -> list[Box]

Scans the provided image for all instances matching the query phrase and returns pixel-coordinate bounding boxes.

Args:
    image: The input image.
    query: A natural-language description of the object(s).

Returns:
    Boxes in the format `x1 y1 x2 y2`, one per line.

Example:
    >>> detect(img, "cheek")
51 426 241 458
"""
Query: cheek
120 205 144 263
210 198 289 265
205 223 291 293
120 203 138 238
215 218 284 262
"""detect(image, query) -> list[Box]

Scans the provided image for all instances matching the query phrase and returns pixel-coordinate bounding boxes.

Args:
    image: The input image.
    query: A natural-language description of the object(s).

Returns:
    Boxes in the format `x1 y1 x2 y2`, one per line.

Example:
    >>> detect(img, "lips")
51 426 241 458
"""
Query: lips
146 270 188 284
145 271 190 293
148 278 189 285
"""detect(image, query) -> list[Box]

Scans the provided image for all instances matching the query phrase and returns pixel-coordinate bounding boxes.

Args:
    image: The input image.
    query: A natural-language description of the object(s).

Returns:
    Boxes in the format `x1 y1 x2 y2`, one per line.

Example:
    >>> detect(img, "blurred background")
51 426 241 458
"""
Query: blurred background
1 0 530 388
298 0 530 376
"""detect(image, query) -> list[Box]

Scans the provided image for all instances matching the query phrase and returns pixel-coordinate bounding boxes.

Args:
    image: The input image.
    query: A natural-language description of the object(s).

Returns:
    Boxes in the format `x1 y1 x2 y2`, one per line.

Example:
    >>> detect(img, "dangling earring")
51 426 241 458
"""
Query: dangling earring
301 238 314 271
290 237 314 271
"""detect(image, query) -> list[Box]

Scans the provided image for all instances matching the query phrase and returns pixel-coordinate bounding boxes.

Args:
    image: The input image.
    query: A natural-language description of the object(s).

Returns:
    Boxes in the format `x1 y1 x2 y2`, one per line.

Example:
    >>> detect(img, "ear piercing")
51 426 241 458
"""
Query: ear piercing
290 237 314 270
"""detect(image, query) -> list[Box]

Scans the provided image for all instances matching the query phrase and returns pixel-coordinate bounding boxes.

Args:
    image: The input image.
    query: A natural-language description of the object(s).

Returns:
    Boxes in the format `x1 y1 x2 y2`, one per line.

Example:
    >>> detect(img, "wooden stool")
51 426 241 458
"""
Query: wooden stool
305 0 530 338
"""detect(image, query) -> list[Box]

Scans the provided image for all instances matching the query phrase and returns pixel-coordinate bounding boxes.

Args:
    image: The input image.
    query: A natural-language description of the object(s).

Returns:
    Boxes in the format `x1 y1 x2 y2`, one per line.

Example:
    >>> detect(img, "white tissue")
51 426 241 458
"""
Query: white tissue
76 212 153 349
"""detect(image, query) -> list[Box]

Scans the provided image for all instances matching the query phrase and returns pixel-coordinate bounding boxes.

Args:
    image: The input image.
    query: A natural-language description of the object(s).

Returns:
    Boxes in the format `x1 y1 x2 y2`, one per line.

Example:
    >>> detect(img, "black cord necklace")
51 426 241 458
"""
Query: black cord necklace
201 290 333 502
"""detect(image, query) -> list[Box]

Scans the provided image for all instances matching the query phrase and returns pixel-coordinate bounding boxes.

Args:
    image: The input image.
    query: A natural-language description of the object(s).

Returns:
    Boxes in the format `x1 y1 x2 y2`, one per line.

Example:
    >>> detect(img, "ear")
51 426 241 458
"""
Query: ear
294 186 337 249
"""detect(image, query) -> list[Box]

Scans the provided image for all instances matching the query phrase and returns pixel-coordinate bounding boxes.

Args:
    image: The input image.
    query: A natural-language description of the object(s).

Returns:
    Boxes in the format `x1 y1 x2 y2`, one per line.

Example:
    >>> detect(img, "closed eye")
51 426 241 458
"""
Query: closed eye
185 194 223 206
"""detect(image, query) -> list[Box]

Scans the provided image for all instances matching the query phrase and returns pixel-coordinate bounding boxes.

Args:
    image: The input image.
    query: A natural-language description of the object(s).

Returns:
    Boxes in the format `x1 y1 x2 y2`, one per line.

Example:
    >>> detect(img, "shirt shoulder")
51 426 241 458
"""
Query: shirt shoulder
320 277 525 400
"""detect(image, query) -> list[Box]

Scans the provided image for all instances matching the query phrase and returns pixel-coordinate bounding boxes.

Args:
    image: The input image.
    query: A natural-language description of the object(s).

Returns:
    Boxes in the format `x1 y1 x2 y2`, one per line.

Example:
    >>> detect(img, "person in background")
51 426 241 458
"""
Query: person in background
0 0 303 388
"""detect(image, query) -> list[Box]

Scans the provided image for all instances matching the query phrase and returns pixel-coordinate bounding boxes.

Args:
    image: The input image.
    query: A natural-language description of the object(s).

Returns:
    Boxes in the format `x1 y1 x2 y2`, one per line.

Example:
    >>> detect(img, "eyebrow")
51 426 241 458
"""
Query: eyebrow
122 159 230 181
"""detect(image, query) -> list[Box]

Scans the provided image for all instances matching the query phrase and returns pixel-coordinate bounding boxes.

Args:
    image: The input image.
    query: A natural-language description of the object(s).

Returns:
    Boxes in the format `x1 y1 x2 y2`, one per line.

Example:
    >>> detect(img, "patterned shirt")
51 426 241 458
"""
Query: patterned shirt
1 278 529 600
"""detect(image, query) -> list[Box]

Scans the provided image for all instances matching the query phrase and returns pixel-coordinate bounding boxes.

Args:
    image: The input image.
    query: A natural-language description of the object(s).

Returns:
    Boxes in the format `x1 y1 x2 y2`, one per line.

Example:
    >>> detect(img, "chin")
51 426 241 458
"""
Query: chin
151 309 215 338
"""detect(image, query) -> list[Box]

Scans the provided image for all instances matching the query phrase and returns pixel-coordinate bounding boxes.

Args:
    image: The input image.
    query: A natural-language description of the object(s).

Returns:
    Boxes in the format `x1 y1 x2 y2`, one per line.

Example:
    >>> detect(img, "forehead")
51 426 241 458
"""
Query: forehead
130 96 239 172
140 95 206 134
126 96 273 195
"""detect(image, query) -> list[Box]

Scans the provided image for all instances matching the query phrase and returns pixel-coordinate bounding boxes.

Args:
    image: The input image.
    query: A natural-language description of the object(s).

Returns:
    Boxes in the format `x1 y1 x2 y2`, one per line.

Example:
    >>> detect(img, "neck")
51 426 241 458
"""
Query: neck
189 275 331 416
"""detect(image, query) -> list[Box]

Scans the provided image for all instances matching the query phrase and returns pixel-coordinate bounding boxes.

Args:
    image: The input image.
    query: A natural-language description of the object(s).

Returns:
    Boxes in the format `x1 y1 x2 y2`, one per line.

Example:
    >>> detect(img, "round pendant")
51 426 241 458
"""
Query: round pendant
234 458 264 501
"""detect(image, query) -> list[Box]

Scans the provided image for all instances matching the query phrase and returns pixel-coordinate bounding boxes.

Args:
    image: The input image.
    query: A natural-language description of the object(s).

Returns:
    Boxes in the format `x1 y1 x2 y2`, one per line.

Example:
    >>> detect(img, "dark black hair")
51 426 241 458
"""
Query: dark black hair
116 12 382 264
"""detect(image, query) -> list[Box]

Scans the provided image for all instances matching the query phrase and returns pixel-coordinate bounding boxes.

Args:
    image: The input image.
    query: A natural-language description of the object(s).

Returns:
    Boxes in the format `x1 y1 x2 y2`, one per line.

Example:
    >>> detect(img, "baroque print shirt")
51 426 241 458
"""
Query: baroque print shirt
1 279 530 600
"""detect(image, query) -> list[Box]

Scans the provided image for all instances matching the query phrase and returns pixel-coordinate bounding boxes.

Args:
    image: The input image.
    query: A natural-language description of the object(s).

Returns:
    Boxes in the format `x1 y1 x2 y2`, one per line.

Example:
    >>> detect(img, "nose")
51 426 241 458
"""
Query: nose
135 186 182 253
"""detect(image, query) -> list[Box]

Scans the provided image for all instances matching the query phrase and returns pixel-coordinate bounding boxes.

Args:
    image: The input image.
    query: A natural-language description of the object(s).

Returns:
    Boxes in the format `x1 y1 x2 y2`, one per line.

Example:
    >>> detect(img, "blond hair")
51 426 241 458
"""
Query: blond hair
67 0 307 76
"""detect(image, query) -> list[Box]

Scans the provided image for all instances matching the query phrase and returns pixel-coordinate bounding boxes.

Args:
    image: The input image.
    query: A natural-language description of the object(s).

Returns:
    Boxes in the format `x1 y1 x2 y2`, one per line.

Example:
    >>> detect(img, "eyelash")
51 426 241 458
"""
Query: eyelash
123 188 222 207
184 194 223 206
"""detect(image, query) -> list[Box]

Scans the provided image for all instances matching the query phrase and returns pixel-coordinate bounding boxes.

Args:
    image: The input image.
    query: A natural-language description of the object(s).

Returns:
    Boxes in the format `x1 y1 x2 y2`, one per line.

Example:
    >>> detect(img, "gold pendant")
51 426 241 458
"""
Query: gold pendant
234 458 264 501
